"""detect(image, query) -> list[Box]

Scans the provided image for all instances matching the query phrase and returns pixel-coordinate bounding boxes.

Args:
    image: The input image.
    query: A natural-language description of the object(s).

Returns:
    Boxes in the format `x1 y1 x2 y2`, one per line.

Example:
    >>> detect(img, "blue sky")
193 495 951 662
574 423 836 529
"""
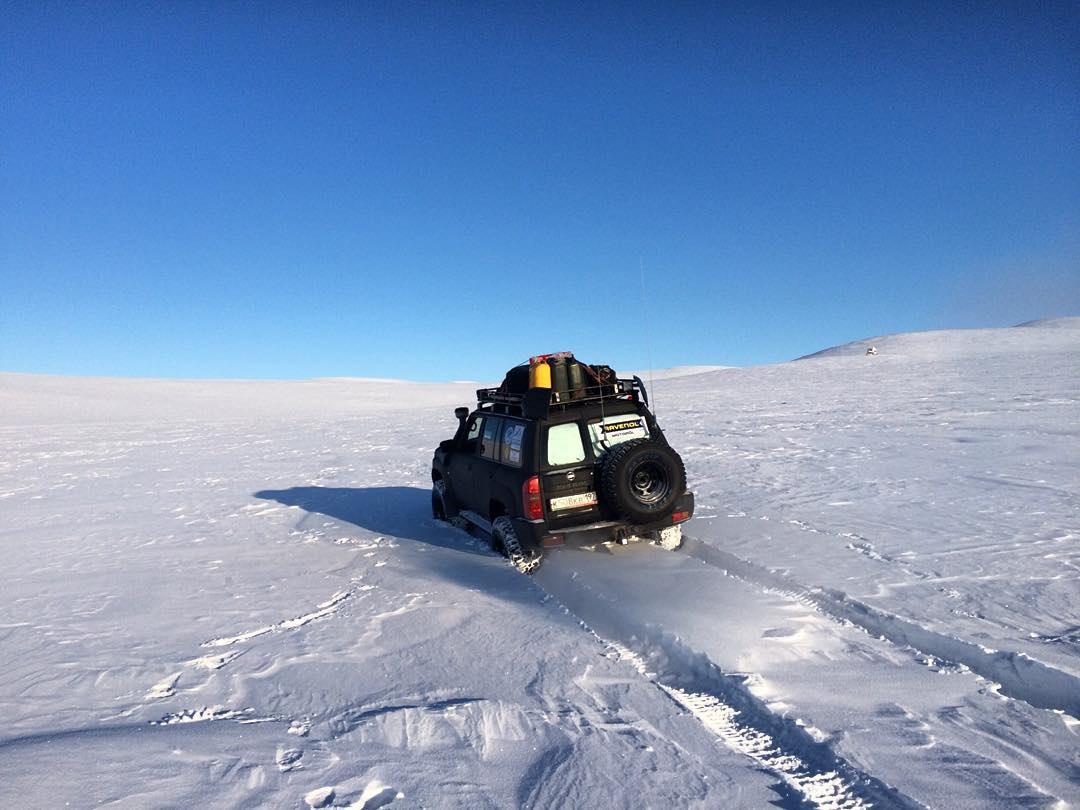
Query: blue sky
2 2 1077 381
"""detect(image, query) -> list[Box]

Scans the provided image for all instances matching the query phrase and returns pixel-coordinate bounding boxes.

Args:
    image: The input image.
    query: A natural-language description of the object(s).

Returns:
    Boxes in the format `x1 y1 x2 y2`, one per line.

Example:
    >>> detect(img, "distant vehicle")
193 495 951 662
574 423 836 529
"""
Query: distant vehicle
431 353 694 573
866 346 878 355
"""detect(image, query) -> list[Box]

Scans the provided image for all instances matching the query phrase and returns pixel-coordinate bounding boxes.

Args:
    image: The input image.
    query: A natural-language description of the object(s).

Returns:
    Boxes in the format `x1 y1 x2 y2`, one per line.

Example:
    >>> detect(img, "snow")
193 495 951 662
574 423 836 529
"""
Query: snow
1 319 1078 808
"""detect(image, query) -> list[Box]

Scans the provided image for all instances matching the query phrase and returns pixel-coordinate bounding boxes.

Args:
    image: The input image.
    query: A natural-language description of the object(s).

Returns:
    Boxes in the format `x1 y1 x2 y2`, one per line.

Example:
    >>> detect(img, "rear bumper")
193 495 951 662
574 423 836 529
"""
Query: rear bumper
514 491 694 552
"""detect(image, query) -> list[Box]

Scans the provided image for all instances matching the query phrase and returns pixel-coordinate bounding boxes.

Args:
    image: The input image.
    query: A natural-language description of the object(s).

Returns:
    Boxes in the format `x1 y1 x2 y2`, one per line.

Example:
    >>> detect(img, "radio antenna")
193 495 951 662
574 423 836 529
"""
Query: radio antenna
639 259 656 414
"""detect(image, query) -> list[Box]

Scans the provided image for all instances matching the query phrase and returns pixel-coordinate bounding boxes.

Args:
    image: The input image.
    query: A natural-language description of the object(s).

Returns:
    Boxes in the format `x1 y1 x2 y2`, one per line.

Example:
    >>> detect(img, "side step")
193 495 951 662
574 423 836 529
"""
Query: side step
459 510 492 535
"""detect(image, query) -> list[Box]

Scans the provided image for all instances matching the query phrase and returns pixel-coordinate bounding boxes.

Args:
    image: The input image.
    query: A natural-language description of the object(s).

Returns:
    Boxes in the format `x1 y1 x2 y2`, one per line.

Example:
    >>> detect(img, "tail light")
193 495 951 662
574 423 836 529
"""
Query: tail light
522 475 544 521
671 510 691 523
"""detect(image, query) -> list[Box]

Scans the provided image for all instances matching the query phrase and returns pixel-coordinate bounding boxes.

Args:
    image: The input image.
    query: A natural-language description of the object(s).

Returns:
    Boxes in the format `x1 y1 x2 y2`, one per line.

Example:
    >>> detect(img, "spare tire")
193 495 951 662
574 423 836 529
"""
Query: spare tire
599 438 685 524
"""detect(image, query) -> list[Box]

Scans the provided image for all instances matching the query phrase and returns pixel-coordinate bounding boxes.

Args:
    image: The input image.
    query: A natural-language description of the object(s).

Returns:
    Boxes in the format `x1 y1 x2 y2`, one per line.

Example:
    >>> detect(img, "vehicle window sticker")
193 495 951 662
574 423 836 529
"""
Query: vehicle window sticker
502 421 525 466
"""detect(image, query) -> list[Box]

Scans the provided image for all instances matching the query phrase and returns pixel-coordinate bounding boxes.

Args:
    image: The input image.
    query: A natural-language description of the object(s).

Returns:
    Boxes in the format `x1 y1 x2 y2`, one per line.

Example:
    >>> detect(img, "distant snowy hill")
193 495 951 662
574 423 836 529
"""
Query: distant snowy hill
798 315 1080 360
627 364 732 380
1017 316 1080 329
2 321 1078 808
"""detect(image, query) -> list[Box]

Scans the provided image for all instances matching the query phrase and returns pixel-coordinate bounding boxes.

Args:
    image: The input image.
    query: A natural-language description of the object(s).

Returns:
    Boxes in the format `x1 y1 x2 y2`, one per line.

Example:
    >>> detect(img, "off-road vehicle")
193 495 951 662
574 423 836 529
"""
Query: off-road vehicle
431 352 694 572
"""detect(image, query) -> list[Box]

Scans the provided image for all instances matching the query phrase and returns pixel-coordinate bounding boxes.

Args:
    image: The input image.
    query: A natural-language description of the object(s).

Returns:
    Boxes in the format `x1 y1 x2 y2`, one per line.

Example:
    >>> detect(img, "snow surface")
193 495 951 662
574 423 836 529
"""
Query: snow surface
1 319 1078 808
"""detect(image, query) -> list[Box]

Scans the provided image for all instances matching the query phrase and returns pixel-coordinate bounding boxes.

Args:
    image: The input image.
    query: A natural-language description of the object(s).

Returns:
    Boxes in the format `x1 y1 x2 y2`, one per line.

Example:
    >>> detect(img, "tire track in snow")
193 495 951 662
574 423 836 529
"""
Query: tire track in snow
534 567 922 810
605 636 916 810
726 511 940 580
681 536 1080 720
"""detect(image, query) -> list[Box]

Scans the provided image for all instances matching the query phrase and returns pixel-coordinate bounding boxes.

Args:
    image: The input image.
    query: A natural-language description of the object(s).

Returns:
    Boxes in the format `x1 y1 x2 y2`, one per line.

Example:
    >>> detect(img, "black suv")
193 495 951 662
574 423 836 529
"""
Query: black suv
431 354 694 572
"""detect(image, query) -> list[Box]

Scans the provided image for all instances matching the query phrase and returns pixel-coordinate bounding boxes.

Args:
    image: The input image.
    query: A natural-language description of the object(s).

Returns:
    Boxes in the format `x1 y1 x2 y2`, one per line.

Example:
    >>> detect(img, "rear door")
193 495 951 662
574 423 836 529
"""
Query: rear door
474 416 532 519
542 410 653 525
542 420 603 525
472 415 504 518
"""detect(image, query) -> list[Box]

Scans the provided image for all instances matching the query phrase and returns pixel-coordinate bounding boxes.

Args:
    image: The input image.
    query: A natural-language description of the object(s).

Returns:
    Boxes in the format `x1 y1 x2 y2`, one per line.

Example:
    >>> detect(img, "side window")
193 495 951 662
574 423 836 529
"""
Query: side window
463 416 484 453
480 417 502 460
547 422 586 466
467 416 484 441
501 421 525 467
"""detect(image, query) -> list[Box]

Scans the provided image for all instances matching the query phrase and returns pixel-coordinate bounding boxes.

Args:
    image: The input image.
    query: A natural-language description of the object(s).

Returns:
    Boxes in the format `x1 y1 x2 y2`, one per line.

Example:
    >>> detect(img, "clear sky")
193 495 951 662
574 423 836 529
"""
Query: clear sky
2 2 1077 381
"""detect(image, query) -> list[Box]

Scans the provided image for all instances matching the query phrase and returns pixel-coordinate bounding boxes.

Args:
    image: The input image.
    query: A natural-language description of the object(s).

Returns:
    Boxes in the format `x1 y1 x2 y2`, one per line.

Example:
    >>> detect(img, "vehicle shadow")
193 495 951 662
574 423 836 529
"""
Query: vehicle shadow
254 485 489 554
253 485 538 602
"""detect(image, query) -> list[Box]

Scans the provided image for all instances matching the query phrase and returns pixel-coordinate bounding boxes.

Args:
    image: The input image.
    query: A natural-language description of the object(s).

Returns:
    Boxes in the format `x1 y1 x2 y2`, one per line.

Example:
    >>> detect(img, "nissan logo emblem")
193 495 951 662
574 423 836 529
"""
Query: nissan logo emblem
566 471 576 481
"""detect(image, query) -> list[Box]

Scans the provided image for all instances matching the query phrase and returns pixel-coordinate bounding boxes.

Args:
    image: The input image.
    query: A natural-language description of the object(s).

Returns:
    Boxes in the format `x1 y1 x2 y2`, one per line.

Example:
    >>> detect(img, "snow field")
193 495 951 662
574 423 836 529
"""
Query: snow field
1 318 1078 807
0 383 771 807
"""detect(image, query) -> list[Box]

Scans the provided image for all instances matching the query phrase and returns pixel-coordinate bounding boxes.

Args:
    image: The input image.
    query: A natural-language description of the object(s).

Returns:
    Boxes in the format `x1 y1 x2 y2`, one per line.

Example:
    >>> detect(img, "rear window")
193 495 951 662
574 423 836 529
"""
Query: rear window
588 414 649 456
547 422 586 466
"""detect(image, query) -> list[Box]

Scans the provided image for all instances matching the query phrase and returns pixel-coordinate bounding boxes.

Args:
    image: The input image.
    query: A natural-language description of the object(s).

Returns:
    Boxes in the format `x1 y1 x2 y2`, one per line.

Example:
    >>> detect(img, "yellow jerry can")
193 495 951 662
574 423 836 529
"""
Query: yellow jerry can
529 359 553 389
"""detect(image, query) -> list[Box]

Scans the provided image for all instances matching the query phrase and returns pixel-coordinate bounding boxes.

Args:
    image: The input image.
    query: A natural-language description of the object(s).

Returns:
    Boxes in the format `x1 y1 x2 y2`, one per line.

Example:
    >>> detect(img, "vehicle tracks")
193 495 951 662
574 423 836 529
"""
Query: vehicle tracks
534 561 923 810
679 536 1080 721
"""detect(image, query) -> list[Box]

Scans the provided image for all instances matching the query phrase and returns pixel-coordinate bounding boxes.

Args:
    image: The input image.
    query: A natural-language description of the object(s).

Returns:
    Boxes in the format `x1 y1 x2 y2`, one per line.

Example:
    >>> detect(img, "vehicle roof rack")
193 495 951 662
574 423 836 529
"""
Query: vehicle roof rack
475 377 646 418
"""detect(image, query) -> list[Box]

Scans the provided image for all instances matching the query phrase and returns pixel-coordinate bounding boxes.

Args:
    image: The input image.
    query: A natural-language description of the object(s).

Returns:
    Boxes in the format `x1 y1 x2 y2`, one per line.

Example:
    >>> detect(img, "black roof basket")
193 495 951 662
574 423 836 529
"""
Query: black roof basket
475 377 647 419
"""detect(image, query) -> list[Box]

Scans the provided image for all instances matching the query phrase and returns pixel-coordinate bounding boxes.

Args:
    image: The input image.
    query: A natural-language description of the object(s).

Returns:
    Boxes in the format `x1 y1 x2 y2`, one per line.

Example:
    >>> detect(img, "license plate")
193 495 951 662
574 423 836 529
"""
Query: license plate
549 491 598 511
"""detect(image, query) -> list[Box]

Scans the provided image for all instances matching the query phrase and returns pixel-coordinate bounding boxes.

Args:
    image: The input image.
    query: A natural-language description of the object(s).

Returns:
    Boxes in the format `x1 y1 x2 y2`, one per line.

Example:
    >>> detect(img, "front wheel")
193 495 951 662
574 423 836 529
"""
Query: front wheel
492 517 542 574
432 481 466 529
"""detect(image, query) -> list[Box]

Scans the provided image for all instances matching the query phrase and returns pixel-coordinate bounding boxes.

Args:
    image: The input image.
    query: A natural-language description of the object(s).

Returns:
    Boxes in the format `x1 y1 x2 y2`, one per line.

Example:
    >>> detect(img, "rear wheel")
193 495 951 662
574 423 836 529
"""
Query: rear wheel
655 525 683 550
492 517 542 574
